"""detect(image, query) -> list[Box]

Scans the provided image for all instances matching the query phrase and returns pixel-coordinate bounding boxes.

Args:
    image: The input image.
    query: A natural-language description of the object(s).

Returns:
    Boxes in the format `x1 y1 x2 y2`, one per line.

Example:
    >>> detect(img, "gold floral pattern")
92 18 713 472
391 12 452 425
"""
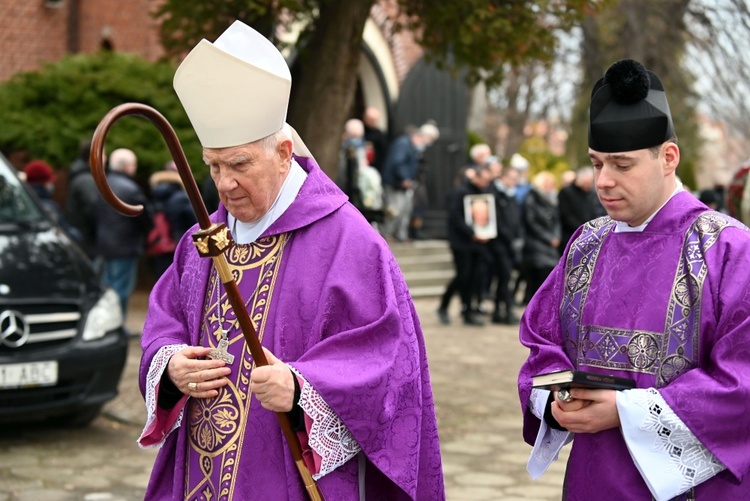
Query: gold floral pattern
227 235 281 267
660 354 692 383
189 386 243 456
201 455 212 476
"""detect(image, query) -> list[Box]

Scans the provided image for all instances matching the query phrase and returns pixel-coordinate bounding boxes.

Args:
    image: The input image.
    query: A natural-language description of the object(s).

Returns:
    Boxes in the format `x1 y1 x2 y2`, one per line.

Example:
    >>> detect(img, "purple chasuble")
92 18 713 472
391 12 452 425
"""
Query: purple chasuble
518 192 750 500
139 156 445 500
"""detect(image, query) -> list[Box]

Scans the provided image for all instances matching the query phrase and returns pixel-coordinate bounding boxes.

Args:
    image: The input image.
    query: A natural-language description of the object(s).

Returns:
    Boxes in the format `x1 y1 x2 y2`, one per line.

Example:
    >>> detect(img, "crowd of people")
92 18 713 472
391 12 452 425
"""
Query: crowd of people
18 141 198 336
334 107 440 242
331 109 610 332
23 90 594 344
433 144 604 327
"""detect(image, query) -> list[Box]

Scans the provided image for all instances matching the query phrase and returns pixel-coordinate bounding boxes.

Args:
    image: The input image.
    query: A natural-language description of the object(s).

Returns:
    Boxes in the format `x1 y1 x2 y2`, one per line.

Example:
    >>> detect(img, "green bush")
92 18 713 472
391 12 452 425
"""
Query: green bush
0 51 205 185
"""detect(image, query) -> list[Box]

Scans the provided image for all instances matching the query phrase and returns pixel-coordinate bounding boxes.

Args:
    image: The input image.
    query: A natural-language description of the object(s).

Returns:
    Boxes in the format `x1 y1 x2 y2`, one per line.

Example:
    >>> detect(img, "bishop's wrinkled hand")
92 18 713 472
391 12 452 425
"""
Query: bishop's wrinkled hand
168 346 231 398
250 347 295 412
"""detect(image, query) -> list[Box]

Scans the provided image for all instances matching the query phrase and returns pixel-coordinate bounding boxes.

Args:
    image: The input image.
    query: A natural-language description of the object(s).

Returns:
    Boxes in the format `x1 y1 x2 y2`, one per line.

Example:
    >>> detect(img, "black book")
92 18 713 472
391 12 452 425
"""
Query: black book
531 369 636 391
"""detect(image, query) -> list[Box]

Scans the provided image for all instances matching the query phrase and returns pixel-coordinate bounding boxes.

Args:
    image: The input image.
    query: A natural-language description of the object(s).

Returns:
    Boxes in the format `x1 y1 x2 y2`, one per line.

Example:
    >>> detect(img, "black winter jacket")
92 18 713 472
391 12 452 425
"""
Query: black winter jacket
522 188 561 270
95 171 153 259
446 178 487 252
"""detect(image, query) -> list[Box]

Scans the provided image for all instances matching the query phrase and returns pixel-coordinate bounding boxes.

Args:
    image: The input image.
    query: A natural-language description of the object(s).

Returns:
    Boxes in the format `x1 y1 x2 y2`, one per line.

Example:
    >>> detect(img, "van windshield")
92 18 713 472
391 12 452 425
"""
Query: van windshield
0 156 46 223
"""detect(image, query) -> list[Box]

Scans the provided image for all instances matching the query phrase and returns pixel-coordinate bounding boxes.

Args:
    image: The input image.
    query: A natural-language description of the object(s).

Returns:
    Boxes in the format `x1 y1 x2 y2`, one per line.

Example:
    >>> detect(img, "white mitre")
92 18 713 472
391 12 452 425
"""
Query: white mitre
173 20 312 158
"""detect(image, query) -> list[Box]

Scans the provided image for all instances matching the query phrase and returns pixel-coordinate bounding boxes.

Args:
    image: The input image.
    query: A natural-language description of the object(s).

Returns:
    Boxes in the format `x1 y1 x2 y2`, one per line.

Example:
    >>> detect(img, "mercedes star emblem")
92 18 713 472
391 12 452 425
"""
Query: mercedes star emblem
0 310 30 348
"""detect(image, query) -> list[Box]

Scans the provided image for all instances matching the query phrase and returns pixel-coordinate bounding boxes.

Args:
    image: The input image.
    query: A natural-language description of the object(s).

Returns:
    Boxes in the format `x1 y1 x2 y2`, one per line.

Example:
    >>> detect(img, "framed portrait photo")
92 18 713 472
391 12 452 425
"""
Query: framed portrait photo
464 193 497 240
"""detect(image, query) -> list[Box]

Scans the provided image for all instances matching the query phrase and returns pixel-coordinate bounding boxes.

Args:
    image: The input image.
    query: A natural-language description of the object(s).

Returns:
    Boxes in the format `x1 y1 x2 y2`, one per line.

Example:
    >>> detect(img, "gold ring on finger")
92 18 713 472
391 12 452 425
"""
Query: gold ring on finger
188 382 198 392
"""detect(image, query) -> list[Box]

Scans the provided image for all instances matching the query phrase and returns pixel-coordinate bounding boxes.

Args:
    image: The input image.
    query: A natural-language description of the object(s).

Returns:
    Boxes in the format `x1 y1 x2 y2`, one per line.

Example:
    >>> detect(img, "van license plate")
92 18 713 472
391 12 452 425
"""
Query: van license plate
0 361 58 389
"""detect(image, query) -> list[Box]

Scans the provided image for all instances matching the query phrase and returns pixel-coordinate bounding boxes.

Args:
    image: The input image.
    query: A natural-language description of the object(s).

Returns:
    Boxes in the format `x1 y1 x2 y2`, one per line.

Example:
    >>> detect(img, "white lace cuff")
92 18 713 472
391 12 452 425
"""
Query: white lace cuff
289 366 362 480
137 343 189 449
617 388 726 501
527 388 573 479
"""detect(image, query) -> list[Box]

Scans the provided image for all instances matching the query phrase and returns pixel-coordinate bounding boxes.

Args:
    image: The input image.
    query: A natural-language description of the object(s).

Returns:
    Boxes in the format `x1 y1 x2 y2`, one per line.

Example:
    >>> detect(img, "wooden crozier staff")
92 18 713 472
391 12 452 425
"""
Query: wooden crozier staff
90 102 324 501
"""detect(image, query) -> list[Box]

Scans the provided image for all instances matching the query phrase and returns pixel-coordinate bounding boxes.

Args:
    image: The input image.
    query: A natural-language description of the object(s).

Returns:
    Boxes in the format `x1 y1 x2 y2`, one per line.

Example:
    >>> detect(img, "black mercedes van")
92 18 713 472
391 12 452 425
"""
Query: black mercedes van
0 153 127 426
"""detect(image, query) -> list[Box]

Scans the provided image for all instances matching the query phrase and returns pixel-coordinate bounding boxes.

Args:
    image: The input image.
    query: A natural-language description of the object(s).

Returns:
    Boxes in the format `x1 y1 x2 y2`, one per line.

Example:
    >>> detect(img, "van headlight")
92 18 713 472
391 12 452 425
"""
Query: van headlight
82 288 123 341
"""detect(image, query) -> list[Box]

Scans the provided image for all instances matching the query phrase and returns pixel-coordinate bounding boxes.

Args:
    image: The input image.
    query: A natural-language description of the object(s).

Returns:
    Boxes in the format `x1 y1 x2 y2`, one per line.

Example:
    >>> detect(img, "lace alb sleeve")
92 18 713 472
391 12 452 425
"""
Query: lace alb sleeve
526 388 573 479
617 388 726 501
138 343 189 449
288 366 361 480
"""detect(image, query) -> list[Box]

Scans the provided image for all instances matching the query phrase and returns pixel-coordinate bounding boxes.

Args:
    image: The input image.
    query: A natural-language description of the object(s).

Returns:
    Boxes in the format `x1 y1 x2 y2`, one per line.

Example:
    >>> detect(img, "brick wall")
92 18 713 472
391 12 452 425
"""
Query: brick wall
0 0 164 82
371 0 423 85
77 0 164 59
0 1 69 81
0 1 421 84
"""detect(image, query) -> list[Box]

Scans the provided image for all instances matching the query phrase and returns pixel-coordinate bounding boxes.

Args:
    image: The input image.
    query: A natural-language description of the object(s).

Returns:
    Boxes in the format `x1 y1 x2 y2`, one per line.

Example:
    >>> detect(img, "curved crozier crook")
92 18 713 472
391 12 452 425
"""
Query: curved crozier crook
89 102 211 229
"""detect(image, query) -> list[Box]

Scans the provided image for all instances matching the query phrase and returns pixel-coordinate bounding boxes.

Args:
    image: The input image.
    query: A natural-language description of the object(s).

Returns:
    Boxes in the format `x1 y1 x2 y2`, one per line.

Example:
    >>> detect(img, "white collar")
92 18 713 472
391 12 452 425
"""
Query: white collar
614 181 683 233
227 158 307 244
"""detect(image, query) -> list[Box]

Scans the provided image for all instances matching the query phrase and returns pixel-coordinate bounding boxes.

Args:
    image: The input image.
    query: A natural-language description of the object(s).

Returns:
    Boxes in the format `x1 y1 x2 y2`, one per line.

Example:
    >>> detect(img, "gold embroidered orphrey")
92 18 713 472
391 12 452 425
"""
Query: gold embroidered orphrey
560 212 733 386
185 233 289 500
206 234 285 365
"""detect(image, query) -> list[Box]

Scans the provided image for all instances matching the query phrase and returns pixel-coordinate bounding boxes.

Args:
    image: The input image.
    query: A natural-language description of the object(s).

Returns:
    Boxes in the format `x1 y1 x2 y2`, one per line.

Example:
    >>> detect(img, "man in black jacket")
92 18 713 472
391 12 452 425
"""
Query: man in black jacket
363 106 389 174
557 166 599 252
148 161 197 278
381 123 439 242
96 148 153 324
437 163 494 326
488 162 523 324
65 139 101 261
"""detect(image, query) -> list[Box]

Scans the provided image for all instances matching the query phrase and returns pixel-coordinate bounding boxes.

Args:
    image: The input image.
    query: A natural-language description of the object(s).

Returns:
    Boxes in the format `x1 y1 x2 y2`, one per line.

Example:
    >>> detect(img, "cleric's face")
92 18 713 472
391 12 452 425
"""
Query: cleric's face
204 137 292 223
589 142 679 227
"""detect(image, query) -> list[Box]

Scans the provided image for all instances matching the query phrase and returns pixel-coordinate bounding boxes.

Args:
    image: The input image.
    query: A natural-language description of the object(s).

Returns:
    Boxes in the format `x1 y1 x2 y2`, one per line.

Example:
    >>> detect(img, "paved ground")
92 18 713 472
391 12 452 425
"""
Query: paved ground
0 286 570 500
417 300 570 501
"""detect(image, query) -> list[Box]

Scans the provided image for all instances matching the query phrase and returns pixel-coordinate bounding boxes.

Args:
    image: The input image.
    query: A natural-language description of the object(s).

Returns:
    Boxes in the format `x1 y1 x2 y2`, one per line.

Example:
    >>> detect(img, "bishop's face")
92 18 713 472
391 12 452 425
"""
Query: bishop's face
204 137 292 223
589 142 679 227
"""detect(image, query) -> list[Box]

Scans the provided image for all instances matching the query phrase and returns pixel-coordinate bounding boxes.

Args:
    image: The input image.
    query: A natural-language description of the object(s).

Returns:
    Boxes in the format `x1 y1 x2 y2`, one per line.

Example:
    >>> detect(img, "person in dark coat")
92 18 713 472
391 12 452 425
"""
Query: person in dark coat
488 160 523 324
96 148 153 323
381 123 439 242
148 161 197 278
522 171 561 303
363 106 389 174
437 163 495 326
698 188 720 210
65 139 101 261
336 118 367 212
557 166 599 252
24 160 81 243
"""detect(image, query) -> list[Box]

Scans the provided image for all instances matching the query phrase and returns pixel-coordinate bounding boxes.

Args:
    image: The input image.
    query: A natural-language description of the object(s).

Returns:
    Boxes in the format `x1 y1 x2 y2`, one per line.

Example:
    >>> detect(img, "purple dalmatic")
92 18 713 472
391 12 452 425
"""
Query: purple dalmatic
519 191 750 500
138 157 445 500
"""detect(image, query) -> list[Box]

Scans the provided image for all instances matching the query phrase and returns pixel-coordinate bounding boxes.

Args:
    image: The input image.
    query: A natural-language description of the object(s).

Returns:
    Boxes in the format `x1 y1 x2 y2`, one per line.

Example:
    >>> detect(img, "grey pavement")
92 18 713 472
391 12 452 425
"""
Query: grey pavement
101 286 569 500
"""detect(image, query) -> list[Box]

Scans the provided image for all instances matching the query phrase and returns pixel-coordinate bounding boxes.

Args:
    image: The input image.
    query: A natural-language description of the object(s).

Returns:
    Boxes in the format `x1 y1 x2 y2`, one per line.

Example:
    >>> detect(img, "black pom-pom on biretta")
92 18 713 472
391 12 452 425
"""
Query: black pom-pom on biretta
603 59 650 105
